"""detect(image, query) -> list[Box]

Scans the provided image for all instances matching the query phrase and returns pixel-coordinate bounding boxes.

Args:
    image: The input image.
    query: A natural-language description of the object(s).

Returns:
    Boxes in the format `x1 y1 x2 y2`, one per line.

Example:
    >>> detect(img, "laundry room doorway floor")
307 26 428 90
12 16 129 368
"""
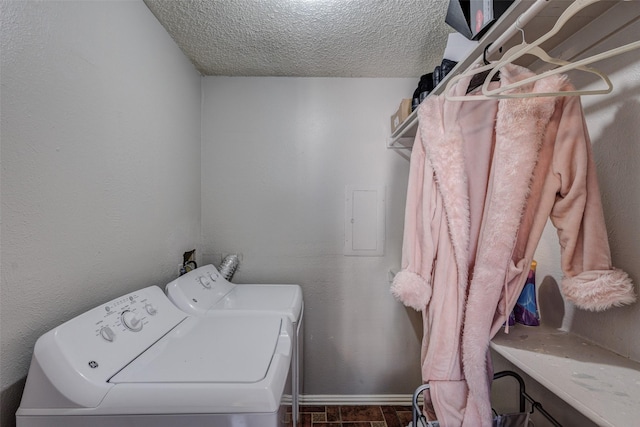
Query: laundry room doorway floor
289 405 413 427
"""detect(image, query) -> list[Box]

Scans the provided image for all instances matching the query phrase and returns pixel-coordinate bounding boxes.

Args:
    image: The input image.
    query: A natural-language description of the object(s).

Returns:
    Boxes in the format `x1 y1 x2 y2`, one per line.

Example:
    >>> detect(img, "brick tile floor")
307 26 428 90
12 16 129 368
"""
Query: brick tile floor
287 405 413 427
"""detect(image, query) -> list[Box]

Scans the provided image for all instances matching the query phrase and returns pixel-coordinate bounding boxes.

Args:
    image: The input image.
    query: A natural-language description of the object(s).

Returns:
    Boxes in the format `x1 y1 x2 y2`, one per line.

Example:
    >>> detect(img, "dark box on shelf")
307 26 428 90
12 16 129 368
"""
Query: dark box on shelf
446 0 515 40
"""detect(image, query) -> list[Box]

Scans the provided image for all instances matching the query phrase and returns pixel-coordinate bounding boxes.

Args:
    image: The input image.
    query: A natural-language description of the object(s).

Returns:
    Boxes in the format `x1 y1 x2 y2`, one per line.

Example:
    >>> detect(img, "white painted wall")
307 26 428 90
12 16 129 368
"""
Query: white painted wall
4 1 636 425
0 1 201 425
201 76 423 395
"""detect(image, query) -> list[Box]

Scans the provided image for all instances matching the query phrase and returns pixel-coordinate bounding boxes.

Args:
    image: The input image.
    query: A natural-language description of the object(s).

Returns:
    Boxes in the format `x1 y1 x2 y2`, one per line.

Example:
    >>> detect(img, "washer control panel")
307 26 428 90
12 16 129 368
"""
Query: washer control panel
94 292 160 341
34 286 188 394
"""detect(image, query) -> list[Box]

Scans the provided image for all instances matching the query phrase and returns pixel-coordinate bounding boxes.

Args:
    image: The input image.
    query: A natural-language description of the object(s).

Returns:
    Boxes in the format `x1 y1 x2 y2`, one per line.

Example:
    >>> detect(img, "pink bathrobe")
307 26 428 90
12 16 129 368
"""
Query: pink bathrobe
391 64 635 427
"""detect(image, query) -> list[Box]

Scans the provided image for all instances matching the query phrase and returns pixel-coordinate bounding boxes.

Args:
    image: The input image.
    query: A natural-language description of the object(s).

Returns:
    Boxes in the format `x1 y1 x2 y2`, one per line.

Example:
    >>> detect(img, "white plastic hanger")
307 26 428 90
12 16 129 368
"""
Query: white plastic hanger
479 18 612 98
441 37 596 101
481 0 640 99
443 0 552 101
440 25 587 102
445 0 640 101
482 40 639 99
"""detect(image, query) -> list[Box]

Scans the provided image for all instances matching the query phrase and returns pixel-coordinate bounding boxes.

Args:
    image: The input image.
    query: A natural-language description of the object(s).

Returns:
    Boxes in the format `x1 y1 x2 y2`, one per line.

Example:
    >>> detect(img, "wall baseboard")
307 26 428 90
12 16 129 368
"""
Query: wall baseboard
299 394 414 406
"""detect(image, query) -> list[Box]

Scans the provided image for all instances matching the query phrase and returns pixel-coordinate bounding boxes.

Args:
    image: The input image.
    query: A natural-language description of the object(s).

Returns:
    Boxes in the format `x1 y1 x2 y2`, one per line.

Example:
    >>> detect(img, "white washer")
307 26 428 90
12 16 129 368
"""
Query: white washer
16 286 293 427
165 264 303 427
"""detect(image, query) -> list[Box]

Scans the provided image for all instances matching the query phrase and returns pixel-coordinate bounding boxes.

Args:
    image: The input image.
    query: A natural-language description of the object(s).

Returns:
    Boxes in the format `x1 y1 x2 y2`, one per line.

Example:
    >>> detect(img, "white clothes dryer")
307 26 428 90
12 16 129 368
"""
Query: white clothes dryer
16 286 293 427
165 264 303 426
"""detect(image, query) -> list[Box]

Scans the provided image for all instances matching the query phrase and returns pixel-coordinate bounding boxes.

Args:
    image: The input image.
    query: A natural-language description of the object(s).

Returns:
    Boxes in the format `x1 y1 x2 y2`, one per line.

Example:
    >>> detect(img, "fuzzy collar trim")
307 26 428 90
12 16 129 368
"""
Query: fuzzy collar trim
418 64 566 425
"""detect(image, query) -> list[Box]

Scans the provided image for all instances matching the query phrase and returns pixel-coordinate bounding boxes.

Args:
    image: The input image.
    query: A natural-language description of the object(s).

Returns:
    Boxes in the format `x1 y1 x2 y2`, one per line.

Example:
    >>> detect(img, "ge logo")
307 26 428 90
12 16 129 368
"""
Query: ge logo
88 361 99 369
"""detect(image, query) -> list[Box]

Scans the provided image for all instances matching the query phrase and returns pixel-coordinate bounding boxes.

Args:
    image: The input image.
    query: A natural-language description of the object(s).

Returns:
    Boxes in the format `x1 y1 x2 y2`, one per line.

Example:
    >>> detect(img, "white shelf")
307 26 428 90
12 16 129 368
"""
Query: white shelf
387 0 624 149
491 324 640 427
388 108 418 149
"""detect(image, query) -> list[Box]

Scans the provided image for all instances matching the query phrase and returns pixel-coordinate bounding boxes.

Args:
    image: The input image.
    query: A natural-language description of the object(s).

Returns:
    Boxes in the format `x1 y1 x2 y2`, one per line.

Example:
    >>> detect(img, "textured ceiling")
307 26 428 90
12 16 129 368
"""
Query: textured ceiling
143 0 452 77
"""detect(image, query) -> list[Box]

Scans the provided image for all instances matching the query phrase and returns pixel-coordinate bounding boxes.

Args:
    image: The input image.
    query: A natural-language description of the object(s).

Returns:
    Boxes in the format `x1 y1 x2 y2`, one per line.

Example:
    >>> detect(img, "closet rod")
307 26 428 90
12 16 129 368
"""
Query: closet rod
452 0 551 83
429 0 552 99
480 0 552 66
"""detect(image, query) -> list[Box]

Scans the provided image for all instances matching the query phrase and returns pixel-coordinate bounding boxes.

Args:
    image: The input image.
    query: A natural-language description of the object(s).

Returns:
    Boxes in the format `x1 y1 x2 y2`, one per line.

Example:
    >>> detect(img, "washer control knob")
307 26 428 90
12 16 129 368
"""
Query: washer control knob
100 326 115 342
198 276 211 289
144 303 157 316
121 310 143 332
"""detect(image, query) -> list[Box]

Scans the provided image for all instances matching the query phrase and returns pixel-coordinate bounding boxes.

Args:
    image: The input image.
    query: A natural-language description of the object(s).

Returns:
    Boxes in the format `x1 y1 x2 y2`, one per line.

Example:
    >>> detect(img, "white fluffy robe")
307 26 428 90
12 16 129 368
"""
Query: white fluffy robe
392 64 635 427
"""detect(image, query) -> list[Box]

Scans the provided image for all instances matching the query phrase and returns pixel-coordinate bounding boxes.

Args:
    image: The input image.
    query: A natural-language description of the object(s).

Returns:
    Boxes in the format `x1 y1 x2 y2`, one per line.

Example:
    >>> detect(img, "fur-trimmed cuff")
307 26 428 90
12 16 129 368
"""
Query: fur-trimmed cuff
391 270 431 311
561 268 636 311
